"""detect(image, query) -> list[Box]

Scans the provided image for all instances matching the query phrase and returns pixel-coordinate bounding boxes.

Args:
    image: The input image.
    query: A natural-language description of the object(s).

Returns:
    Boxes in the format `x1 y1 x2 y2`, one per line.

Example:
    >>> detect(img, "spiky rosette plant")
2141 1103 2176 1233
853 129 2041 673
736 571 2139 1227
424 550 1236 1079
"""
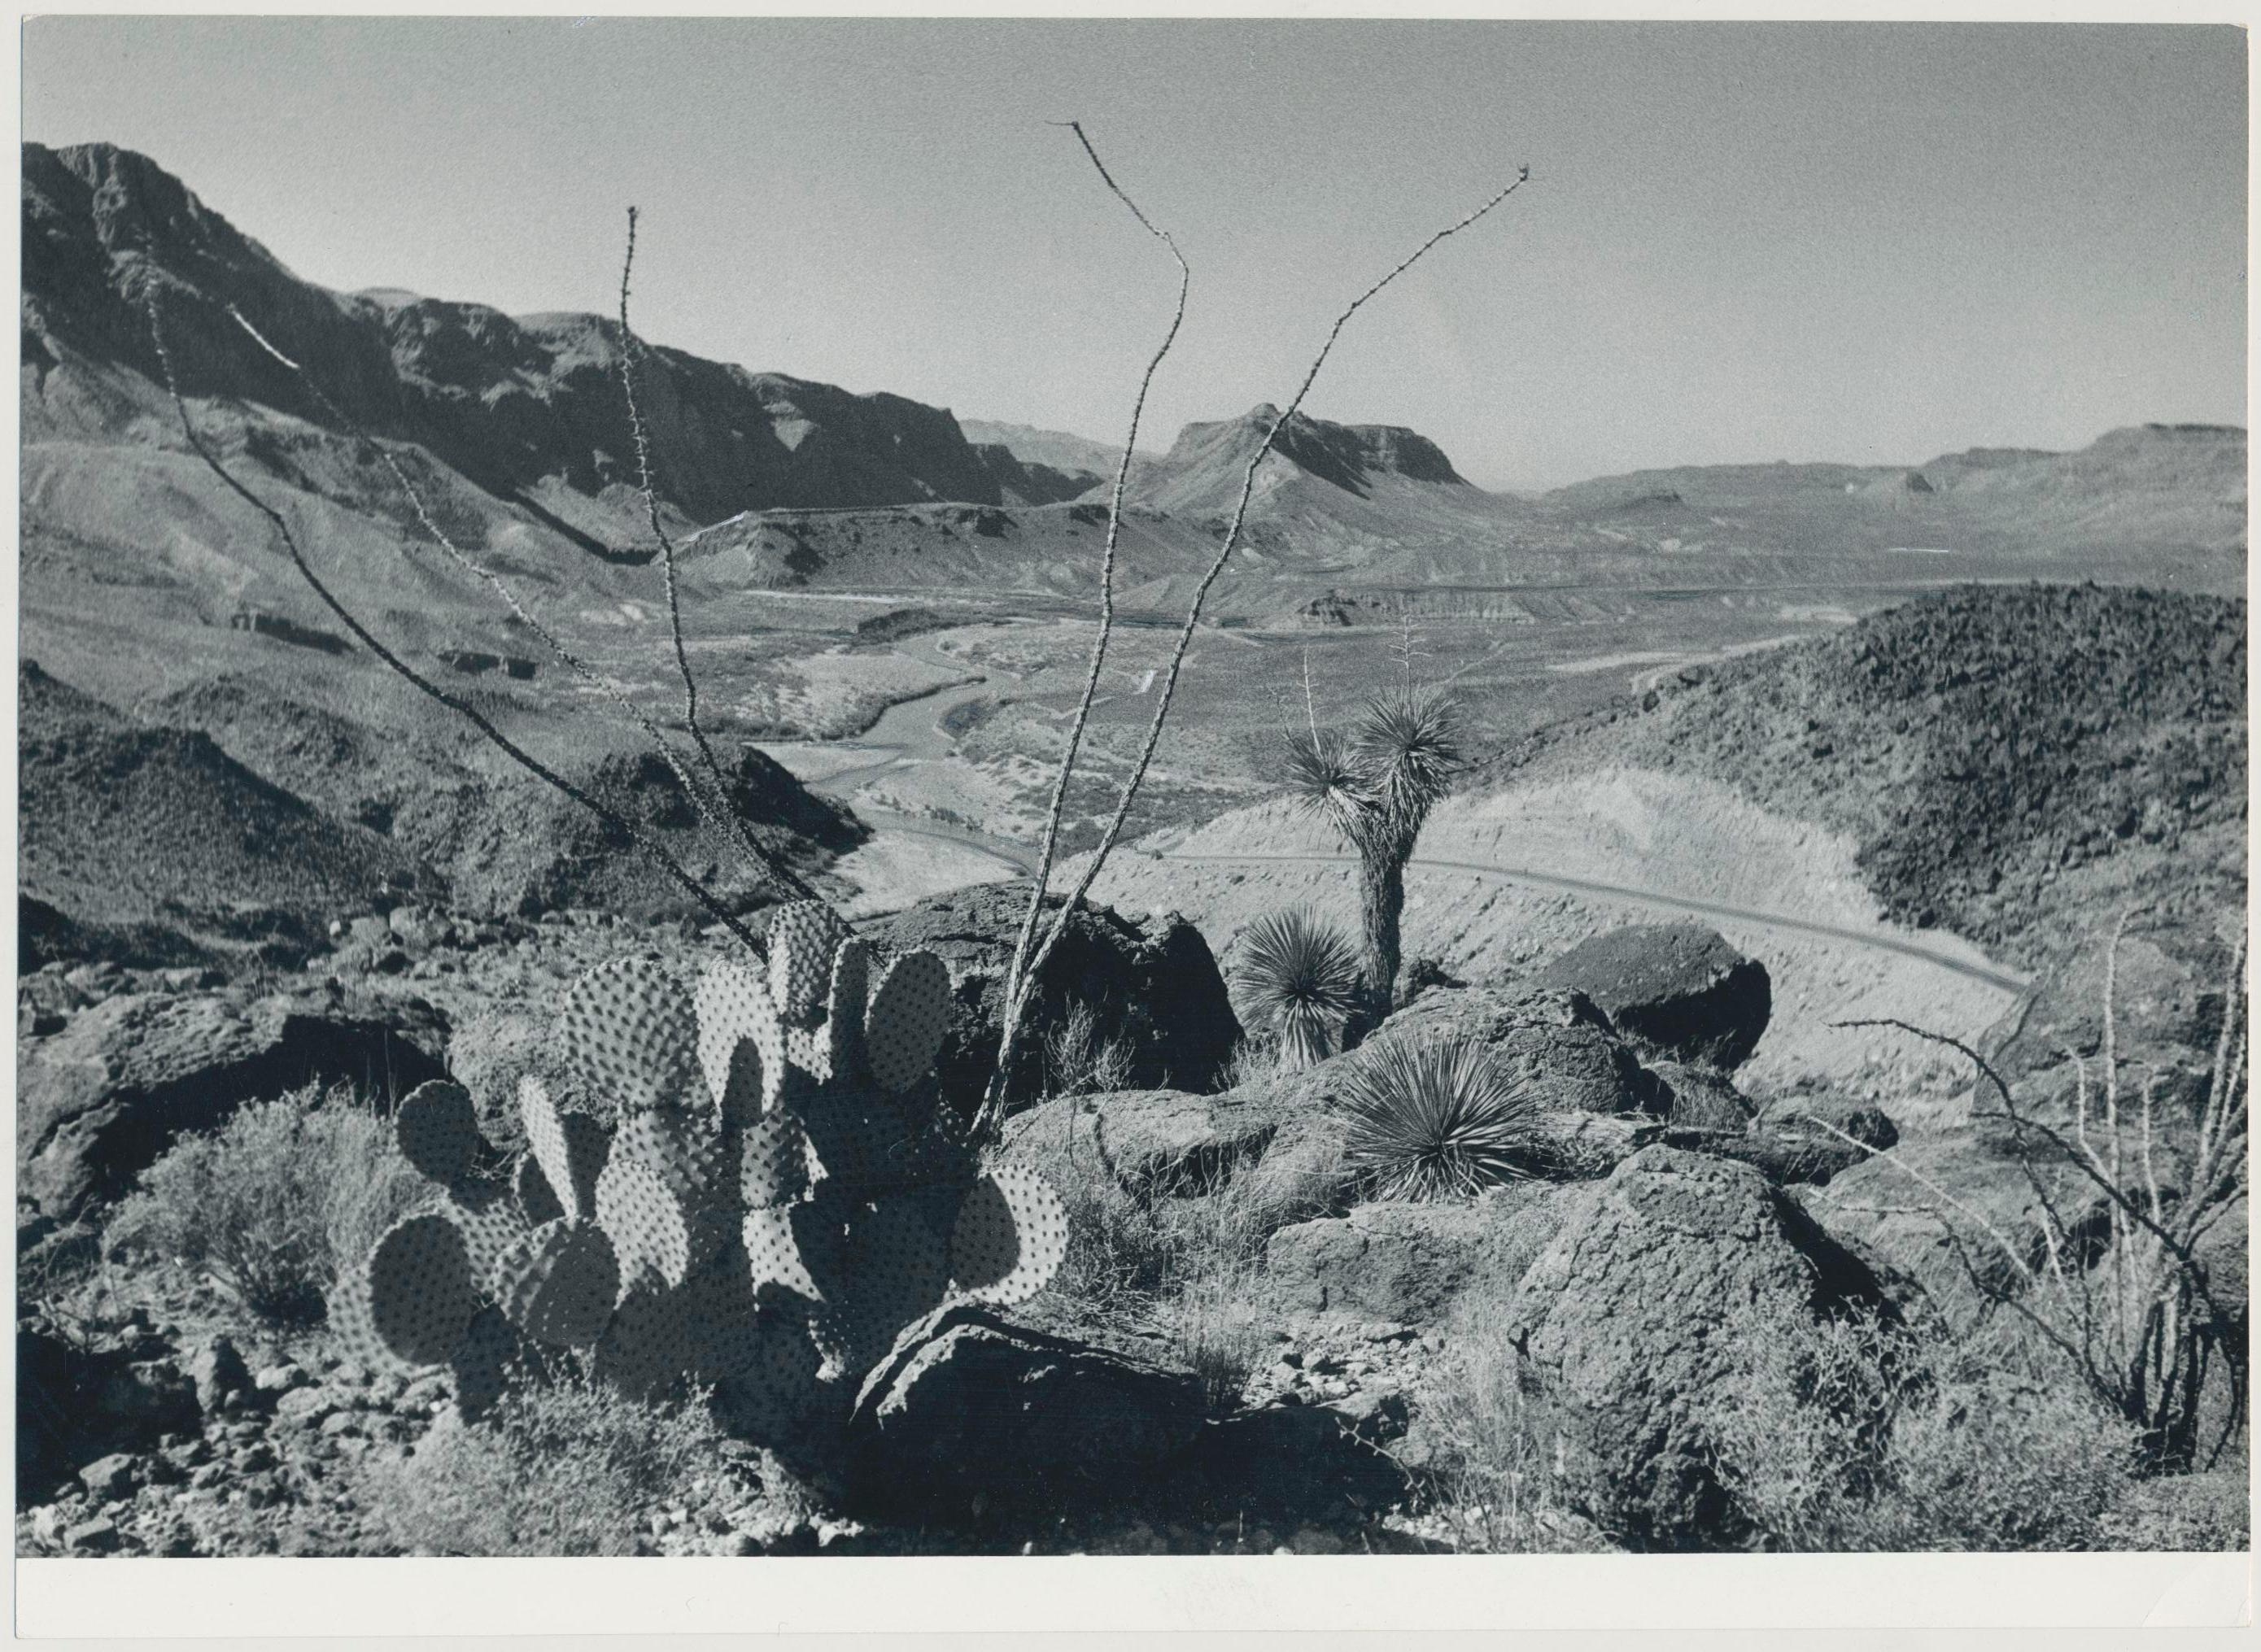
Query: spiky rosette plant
1336 1035 1545 1201
1230 908 1361 1069
331 903 1072 1436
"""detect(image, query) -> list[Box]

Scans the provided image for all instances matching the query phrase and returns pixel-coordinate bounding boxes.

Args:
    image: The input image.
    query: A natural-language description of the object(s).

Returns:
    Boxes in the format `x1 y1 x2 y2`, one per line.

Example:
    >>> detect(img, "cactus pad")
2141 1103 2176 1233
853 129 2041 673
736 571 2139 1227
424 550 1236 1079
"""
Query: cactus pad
514 1153 565 1227
736 1107 808 1209
366 1212 481 1366
449 1305 519 1421
863 950 953 1093
949 1165 1069 1307
447 1179 532 1292
594 1154 718 1288
695 961 778 1118
394 1079 479 1187
559 956 698 1111
591 1278 697 1403
495 1220 620 1348
766 900 853 1025
519 1077 608 1221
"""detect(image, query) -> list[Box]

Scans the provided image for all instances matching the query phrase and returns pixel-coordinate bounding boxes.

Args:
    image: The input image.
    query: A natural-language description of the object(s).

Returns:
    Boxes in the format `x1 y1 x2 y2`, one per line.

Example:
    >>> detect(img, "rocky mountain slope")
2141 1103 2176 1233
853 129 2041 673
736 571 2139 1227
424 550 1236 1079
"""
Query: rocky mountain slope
1487 582 2247 972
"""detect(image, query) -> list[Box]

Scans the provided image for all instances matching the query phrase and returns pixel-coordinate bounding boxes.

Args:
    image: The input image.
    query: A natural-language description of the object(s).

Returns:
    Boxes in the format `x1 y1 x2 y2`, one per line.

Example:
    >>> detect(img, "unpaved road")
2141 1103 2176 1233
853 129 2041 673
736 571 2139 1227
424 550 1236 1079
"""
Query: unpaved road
1159 849 2030 996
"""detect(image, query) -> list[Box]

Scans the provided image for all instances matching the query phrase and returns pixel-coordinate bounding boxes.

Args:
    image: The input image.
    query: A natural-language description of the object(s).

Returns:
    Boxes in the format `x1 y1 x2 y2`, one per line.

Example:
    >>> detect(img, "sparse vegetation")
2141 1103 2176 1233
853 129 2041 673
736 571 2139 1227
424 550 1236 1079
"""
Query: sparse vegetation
1041 1000 1137 1096
105 1083 430 1327
1229 908 1361 1068
1704 1295 2141 1552
1337 1036 1544 1201
352 1377 730 1556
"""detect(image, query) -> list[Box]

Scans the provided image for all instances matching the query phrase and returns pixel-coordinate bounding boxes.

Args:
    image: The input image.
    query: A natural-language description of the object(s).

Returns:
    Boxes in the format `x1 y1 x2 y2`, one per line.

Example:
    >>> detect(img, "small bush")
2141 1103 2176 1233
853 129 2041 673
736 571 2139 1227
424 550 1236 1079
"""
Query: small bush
1041 1000 1136 1098
1337 1036 1544 1201
1163 1266 1268 1411
354 1377 725 1555
1411 1315 1607 1554
1704 1295 2141 1550
1230 909 1360 1068
106 1083 431 1327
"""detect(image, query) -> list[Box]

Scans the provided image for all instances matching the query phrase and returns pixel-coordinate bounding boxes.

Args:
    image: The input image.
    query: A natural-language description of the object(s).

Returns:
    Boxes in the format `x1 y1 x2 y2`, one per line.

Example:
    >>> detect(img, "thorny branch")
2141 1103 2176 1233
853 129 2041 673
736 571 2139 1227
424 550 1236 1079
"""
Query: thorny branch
980 160 1533 1131
994 120 1191 1119
615 207 814 900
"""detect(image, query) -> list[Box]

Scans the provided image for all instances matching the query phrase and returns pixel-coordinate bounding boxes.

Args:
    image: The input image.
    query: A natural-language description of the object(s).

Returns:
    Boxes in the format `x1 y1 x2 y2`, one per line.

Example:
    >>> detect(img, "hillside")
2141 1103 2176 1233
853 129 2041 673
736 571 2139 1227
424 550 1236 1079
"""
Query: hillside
1485 582 2247 970
19 660 866 966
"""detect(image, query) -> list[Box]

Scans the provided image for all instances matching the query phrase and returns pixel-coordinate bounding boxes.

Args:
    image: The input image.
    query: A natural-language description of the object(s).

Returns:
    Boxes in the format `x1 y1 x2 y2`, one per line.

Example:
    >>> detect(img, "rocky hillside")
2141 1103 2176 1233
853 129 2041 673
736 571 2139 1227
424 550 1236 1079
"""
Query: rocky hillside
1486 582 2247 970
23 141 1080 523
19 660 863 970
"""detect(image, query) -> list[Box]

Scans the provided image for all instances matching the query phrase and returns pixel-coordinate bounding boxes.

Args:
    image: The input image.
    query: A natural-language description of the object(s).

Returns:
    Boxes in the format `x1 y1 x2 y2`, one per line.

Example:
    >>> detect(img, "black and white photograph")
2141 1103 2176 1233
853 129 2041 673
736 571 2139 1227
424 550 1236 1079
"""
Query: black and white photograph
10 7 2250 1609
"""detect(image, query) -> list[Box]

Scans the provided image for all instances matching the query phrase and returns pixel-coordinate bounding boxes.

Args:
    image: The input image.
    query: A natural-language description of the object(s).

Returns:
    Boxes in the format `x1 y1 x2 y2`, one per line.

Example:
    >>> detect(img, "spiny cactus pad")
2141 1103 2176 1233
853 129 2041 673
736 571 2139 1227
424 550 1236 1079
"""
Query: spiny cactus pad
559 956 698 1112
767 900 854 1026
495 1221 620 1348
395 1080 479 1187
366 1212 482 1366
949 1165 1071 1307
520 1077 608 1222
863 950 954 1093
695 962 778 1122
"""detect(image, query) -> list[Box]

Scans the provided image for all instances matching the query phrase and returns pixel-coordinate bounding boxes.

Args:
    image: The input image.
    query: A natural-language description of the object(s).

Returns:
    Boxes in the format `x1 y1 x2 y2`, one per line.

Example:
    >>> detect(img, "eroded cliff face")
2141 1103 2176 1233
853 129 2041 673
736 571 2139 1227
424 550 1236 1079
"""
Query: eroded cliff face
22 140 1028 517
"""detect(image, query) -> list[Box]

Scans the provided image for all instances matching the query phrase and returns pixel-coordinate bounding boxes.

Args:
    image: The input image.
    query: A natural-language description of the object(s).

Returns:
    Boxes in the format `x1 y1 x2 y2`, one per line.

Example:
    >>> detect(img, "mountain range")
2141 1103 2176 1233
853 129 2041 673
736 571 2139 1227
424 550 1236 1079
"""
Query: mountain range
24 138 2247 630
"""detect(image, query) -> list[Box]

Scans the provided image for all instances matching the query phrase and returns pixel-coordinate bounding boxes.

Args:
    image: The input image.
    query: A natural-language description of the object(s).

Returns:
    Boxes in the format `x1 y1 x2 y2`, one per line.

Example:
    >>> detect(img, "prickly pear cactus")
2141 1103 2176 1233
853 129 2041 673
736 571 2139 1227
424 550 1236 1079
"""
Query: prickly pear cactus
330 901 1071 1436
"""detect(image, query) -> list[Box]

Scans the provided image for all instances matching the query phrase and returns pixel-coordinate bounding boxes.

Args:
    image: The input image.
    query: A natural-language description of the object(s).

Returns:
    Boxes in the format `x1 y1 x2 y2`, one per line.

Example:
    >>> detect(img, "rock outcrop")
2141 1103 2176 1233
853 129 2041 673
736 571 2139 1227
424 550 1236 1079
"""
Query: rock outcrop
17 986 450 1217
1503 1146 1891 1547
861 883 1241 1116
1538 924 1772 1070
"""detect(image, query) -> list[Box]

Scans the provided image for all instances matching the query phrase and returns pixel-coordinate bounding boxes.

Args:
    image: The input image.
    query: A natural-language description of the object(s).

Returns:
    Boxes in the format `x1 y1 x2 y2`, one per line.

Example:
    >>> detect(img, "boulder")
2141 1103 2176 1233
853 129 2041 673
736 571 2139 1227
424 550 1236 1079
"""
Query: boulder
861 883 1241 1117
188 1336 252 1415
1793 1129 2110 1332
1503 1146 1890 1547
1743 1092 1899 1185
1368 985 1668 1115
1005 1088 1281 1203
847 1304 1206 1515
1538 924 1771 1070
1647 1060 1757 1130
1264 1183 1591 1327
16 986 450 1217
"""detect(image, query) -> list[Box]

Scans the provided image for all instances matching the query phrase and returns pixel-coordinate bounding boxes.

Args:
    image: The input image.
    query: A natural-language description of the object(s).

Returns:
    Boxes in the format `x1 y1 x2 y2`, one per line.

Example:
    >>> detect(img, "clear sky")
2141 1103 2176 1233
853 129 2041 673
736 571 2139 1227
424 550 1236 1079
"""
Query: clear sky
22 16 2248 491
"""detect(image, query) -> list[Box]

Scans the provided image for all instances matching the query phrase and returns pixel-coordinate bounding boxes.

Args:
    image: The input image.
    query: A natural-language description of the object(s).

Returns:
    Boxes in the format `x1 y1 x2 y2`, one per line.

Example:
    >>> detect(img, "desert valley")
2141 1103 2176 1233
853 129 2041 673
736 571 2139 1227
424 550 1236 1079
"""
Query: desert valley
15 134 2249 1564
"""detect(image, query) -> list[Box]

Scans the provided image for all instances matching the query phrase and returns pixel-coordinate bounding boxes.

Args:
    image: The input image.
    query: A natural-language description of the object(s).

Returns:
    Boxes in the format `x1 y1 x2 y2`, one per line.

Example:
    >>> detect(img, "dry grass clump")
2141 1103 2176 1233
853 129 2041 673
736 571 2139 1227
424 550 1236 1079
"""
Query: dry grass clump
1704 1295 2141 1551
354 1377 726 1555
1409 1314 1606 1554
106 1083 431 1327
1041 1000 1137 1097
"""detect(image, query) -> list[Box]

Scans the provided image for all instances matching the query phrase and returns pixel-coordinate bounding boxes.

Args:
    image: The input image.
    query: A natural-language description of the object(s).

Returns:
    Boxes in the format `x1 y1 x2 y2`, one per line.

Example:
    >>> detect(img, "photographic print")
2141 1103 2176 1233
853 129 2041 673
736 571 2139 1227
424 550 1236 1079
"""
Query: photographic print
13 12 2249 1577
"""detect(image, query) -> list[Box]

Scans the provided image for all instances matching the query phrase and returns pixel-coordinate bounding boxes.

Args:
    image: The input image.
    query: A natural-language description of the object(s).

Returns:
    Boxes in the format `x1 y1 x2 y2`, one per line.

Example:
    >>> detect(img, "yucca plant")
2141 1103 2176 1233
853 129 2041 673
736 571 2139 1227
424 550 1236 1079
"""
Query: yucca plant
1230 909 1361 1069
1281 687 1464 1020
1338 1035 1543 1201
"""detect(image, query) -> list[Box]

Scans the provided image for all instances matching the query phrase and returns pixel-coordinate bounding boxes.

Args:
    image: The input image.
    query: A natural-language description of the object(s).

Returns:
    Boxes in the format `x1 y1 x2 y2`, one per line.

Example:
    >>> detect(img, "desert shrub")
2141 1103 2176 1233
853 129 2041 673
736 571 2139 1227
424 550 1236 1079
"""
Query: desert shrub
1337 1036 1544 1201
106 1083 431 1327
1162 1264 1269 1411
353 1377 725 1555
1411 1313 1607 1554
2093 1467 2250 1550
1041 1000 1137 1097
1229 908 1361 1069
1704 1294 2141 1550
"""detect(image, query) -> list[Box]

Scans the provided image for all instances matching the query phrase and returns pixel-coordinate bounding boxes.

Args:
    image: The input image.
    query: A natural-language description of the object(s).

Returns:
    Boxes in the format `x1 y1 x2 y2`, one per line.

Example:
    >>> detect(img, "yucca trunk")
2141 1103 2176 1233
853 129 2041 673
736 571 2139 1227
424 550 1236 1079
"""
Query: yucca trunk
1356 849 1406 1021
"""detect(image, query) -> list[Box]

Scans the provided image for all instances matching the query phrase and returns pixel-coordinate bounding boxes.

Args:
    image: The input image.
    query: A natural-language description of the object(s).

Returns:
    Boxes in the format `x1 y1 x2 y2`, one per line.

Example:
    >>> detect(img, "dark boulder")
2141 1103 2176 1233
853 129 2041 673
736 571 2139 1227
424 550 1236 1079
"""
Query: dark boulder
861 883 1240 1117
16 985 450 1218
847 1304 1206 1515
1503 1146 1890 1548
1647 1059 1757 1130
1006 1088 1281 1204
1538 924 1771 1070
